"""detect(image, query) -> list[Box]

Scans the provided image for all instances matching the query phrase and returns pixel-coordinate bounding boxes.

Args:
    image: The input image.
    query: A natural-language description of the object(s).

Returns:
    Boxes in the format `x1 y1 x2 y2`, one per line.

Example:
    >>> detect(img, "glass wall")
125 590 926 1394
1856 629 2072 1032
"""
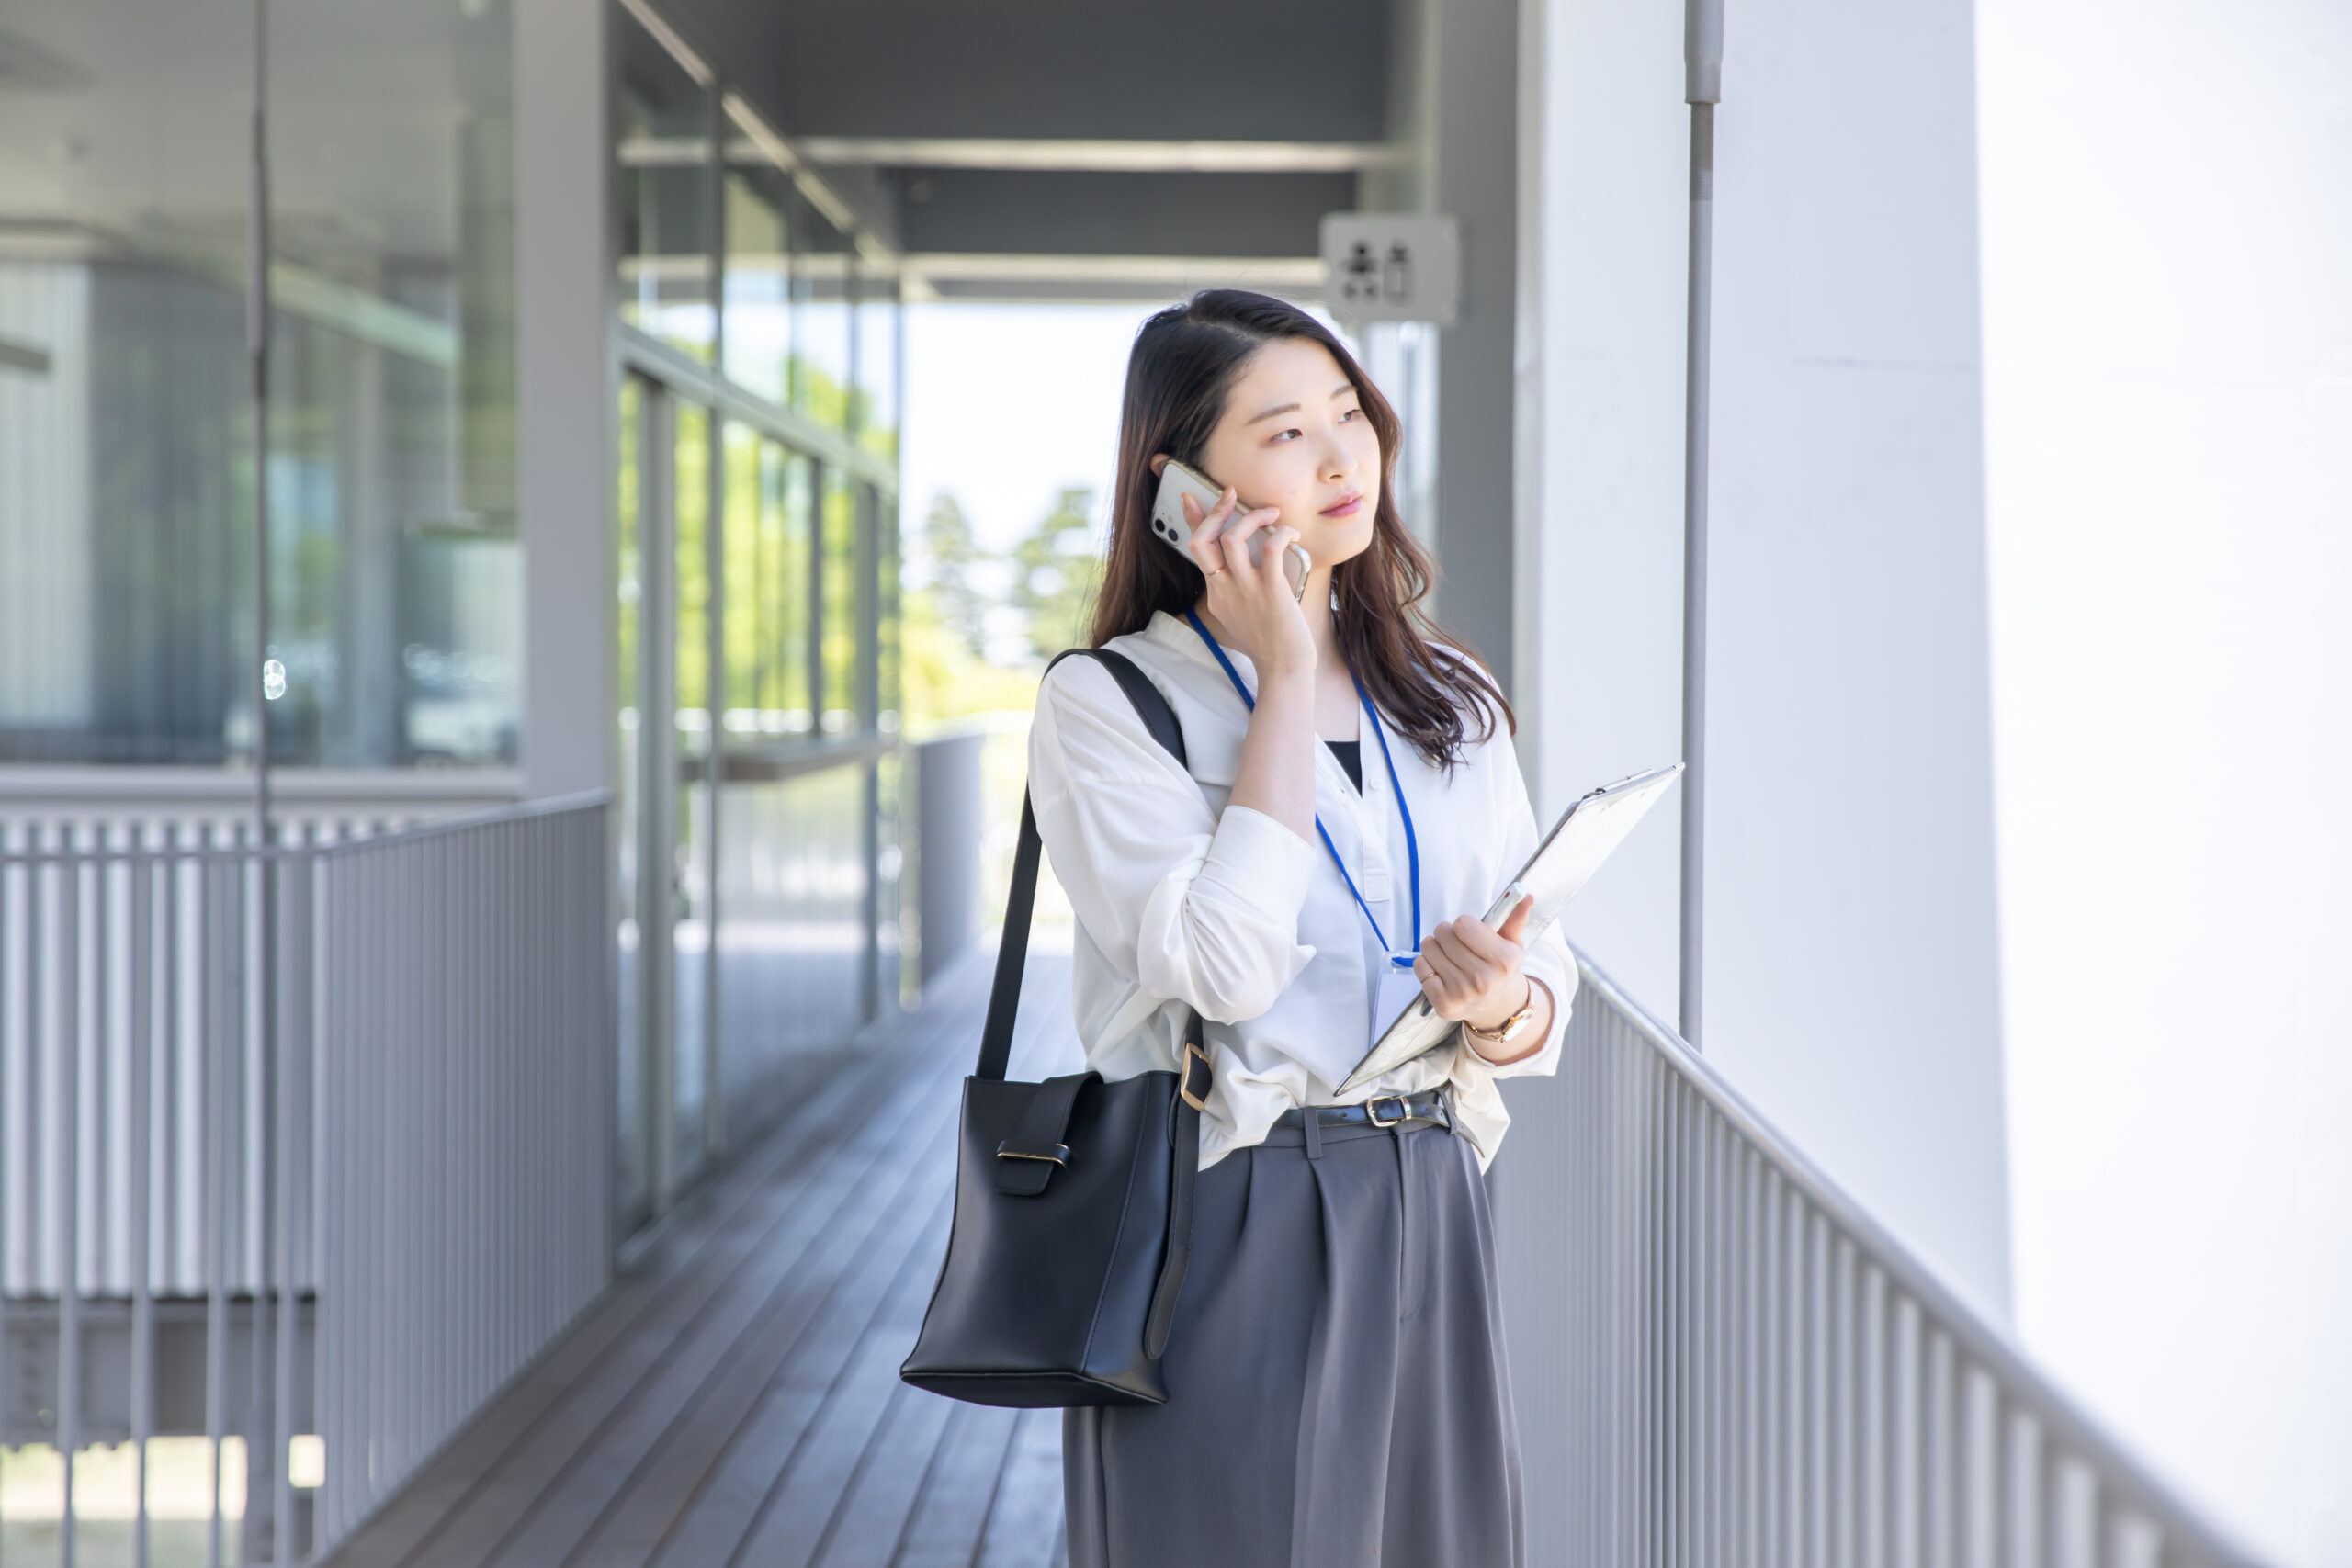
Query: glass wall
819 469 863 733
610 0 902 1231
791 198 855 432
721 166 794 404
615 15 713 363
0 0 520 767
856 272 901 459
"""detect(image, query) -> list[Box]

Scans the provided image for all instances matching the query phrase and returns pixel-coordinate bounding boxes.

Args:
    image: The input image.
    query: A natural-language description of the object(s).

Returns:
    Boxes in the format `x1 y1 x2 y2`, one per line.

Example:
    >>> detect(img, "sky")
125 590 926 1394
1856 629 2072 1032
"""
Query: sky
899 302 1157 565
896 299 1363 667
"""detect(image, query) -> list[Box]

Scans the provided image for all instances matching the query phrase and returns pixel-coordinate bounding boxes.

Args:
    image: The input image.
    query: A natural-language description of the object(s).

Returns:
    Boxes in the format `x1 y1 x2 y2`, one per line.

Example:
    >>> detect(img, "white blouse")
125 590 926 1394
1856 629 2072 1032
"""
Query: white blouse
1026 608 1575 1170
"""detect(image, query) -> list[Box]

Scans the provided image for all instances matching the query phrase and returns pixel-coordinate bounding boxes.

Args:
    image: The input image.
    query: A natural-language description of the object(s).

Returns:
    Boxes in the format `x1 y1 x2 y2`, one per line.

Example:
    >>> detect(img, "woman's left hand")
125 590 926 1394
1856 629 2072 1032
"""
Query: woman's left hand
1414 895 1538 1034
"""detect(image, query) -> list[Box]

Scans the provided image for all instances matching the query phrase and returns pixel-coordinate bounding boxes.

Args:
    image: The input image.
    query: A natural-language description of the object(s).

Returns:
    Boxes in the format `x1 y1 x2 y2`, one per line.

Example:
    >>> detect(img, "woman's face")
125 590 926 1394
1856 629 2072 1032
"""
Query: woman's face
1193 336 1383 570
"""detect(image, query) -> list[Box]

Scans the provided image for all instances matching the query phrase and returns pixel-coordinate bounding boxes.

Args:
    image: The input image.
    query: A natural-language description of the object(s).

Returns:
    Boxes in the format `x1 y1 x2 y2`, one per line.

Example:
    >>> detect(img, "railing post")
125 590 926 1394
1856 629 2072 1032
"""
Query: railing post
131 841 158 1568
57 843 84 1568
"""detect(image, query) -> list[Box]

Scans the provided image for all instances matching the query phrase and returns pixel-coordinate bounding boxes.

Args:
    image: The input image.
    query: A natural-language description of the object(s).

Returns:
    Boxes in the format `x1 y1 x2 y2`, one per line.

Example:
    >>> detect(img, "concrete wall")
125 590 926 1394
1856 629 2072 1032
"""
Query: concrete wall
1503 0 2013 1332
1977 0 2352 1560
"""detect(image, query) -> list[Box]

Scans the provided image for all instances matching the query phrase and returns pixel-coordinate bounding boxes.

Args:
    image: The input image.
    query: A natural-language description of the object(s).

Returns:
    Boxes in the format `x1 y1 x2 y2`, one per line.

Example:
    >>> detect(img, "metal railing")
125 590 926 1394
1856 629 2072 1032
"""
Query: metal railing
0 818 358 1309
3 782 2267 1565
1511 949 2265 1568
0 795 610 1565
309 796 612 1551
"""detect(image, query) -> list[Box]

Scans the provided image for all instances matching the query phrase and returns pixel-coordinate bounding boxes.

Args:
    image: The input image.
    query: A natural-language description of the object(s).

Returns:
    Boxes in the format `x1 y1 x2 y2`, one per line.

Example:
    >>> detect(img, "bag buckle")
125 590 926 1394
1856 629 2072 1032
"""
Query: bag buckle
1365 1093 1409 1128
1179 1043 1212 1111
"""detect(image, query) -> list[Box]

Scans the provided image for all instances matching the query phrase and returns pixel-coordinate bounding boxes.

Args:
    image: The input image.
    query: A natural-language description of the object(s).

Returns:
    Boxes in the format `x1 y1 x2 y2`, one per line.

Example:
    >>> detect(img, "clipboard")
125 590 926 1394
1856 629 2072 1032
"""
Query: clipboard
1333 762 1684 1096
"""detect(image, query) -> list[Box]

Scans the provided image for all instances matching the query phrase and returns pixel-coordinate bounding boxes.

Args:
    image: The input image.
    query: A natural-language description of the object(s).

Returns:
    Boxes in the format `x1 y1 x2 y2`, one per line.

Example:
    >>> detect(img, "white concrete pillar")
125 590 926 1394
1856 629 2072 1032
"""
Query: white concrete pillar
1978 1 2352 1559
1426 0 1524 691
516 0 614 799
1498 3 2016 1551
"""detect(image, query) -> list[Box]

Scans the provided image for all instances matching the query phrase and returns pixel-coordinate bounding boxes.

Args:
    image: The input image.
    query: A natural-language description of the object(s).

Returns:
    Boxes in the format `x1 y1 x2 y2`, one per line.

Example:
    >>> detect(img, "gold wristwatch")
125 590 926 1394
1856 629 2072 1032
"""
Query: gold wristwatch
1464 980 1539 1046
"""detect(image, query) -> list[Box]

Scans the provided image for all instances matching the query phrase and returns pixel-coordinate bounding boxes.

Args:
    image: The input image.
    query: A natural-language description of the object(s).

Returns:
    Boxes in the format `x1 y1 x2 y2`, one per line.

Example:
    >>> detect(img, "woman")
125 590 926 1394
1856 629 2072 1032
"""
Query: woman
1029 289 1576 1568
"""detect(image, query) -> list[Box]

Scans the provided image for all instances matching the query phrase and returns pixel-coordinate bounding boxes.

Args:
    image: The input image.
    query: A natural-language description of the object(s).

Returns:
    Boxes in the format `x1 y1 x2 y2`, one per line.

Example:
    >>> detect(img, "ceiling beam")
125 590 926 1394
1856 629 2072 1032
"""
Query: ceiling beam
895 169 1354 261
794 139 1407 175
903 254 1325 286
900 254 1329 307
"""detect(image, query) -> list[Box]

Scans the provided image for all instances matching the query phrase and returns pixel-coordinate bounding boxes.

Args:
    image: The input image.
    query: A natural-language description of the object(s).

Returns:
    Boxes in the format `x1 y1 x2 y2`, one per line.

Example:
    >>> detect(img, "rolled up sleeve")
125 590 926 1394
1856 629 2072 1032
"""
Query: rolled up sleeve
1030 660 1318 1024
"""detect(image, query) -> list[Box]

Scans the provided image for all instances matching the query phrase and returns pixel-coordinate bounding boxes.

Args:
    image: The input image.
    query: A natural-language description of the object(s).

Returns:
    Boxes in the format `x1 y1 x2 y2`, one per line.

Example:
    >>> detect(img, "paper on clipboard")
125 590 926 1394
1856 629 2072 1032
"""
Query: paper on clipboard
1333 762 1684 1096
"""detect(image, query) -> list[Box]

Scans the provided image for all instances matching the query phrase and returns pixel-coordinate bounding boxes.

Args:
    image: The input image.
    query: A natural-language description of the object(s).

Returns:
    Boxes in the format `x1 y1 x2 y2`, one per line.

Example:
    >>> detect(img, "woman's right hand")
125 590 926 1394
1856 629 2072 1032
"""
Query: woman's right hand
1149 457 1317 841
1182 484 1315 678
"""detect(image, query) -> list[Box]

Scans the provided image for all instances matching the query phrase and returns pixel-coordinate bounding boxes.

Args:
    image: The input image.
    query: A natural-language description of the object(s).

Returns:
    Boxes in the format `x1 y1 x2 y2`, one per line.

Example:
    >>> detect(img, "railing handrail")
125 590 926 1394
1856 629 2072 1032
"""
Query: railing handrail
0 791 609 866
0 762 522 807
1570 943 2266 1567
315 788 610 859
0 840 288 865
904 710 1035 744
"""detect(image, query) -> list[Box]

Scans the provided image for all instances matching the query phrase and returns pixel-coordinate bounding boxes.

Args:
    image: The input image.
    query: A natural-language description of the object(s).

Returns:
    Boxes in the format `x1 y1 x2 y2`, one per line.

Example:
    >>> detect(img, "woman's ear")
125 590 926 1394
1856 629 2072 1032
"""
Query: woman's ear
1148 454 1170 477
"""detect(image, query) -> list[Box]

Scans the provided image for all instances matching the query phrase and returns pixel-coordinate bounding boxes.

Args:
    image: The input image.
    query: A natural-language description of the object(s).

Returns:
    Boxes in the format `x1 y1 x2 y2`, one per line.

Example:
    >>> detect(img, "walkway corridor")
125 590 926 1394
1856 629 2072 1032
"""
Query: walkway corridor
322 951 1076 1568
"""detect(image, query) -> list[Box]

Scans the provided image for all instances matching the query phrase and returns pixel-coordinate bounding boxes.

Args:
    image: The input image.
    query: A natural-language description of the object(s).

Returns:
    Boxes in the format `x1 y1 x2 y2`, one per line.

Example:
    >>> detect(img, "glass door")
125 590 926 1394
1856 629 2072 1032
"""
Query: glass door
616 374 722 1224
609 0 907 1246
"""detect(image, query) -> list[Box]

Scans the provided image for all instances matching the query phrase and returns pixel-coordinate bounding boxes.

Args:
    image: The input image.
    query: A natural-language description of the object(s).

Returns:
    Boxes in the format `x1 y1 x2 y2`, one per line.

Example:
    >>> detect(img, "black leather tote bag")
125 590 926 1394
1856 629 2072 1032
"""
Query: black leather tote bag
899 648 1213 1408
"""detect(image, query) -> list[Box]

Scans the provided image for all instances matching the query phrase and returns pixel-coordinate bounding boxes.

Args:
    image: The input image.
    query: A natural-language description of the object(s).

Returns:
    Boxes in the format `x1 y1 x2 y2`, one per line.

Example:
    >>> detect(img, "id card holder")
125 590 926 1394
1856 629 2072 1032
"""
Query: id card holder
1372 953 1427 1048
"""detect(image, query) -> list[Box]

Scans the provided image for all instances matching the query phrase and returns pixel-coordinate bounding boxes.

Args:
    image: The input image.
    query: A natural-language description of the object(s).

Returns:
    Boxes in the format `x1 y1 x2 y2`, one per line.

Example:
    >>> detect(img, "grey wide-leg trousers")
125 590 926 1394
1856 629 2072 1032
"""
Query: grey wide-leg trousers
1063 1114 1524 1568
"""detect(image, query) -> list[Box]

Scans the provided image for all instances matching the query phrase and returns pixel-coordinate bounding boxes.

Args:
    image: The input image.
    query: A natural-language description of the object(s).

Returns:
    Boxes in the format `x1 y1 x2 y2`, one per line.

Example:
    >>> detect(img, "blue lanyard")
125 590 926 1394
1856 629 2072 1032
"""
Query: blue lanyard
1185 609 1422 971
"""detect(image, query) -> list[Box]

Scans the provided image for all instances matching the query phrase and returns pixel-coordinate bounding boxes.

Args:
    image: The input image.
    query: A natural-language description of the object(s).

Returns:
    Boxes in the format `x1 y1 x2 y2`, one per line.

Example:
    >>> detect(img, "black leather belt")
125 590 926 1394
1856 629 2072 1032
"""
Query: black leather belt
1277 1088 1453 1133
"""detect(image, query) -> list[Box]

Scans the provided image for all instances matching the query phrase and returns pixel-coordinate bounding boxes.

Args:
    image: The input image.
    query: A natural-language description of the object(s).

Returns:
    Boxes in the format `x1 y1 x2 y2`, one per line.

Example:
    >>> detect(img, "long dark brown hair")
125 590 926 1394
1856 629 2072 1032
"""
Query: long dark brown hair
1088 289 1512 771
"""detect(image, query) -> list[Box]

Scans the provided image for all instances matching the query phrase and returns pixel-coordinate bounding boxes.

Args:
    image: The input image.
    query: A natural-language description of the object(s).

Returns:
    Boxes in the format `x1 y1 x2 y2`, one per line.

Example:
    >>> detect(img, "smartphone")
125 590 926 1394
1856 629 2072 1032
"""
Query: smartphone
1150 458 1312 600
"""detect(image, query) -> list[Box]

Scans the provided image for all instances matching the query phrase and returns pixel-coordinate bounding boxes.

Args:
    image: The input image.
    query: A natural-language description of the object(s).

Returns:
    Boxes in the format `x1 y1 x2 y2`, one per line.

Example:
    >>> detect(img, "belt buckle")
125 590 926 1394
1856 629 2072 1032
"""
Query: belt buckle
1365 1093 1408 1128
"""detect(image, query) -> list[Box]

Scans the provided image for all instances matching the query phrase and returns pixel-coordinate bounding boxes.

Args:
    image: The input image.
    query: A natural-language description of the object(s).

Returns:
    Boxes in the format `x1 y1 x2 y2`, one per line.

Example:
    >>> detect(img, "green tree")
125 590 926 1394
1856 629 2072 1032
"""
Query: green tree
922 491 990 660
1012 488 1104 660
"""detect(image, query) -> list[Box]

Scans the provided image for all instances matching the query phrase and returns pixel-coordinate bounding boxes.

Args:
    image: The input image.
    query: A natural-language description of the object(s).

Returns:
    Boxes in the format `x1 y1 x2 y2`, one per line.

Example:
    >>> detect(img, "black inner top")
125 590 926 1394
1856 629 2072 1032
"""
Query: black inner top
1323 739 1363 792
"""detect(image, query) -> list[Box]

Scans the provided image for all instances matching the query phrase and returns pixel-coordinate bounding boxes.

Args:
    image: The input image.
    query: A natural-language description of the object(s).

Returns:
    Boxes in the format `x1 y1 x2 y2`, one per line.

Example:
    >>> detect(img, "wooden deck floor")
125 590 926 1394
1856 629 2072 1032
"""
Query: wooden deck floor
322 949 1080 1568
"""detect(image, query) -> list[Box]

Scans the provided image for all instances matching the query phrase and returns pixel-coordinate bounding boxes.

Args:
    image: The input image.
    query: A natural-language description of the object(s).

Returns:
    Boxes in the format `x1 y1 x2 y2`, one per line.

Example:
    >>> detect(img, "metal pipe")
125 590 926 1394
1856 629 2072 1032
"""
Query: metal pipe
1678 0 1723 1047
244 5 284 1555
248 0 273 842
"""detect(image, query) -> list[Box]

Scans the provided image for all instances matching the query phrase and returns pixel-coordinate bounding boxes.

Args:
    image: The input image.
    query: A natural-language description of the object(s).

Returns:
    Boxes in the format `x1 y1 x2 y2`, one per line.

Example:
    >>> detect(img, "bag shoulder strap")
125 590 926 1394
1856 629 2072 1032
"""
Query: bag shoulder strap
975 647 1188 1081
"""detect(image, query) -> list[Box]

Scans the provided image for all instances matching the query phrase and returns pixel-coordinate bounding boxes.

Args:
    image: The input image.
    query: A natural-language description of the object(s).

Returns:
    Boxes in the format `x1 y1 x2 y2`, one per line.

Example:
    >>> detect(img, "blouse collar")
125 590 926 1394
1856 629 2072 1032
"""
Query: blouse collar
1142 608 1390 759
1142 607 1226 671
